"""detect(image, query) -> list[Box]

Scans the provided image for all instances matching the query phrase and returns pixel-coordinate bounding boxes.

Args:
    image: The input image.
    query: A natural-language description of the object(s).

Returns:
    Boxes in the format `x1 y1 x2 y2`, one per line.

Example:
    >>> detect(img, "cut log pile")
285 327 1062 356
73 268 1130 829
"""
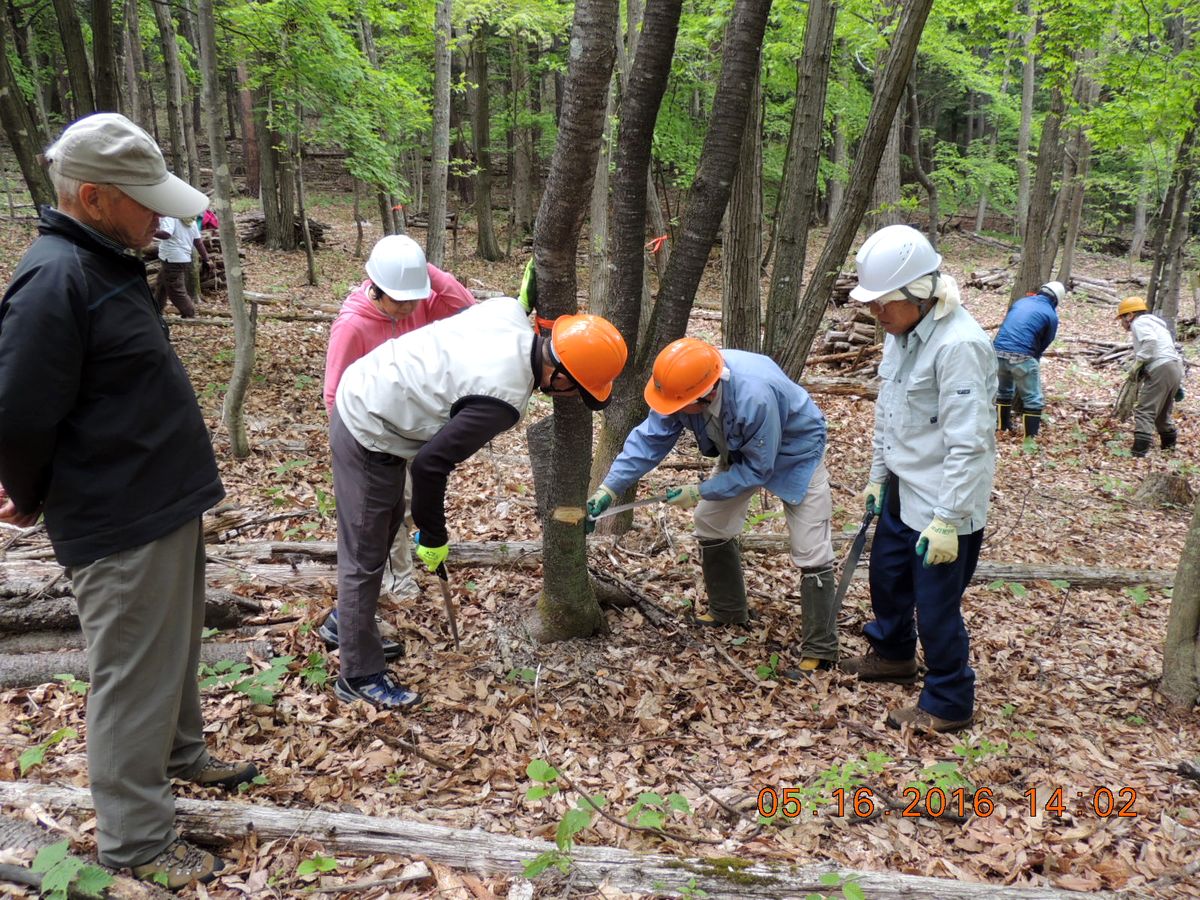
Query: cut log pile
828 272 857 307
813 306 881 373
237 213 328 249
966 266 1009 291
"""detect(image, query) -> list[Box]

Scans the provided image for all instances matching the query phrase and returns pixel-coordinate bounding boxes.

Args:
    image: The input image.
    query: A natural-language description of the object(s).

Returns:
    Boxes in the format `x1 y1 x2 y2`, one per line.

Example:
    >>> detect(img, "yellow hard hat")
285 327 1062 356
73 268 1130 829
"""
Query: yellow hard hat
1117 296 1148 318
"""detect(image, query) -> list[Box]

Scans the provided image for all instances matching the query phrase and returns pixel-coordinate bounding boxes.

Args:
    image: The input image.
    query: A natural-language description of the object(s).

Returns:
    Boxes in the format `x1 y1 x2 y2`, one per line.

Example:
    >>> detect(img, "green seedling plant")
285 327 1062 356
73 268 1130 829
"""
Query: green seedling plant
807 872 867 900
625 791 691 829
199 655 294 704
20 727 77 776
300 652 329 687
296 853 338 876
755 652 781 680
760 753 891 823
315 486 336 518
506 667 537 683
53 674 89 696
987 579 1027 599
1125 585 1151 607
272 458 311 476
523 758 604 879
238 774 269 793
31 840 113 900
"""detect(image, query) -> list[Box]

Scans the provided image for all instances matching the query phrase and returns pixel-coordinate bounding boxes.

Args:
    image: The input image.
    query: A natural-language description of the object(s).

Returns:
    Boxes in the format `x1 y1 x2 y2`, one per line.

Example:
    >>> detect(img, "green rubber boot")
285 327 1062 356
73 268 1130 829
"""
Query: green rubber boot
695 537 748 625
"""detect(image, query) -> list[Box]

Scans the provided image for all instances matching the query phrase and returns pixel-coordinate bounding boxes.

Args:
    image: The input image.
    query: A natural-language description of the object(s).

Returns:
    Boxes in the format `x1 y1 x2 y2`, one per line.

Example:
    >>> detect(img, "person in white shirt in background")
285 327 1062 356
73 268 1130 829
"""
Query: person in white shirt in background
1116 296 1184 457
154 213 210 318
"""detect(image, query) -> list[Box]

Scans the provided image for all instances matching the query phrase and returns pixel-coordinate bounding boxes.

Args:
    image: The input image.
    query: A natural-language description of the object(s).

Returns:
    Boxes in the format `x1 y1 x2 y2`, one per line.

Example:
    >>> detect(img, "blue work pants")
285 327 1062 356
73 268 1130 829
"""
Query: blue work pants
996 355 1044 411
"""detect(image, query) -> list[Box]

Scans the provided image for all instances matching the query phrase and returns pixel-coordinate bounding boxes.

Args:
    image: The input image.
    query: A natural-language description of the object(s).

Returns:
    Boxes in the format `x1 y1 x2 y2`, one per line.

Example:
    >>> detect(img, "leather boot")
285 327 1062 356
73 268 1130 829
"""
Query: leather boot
696 537 748 625
799 565 838 664
1132 432 1153 457
1023 410 1042 438
1160 429 1178 450
997 403 1013 433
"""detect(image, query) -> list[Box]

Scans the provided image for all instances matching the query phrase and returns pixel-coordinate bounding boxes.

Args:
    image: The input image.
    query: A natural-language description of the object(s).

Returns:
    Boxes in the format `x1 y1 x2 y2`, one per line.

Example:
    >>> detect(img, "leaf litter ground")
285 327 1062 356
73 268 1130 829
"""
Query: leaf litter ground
1 196 1198 898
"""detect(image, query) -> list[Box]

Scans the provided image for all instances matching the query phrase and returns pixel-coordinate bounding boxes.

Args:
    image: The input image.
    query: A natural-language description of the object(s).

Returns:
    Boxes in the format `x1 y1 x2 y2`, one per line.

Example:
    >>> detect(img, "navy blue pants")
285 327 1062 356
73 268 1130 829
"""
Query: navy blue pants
865 497 982 721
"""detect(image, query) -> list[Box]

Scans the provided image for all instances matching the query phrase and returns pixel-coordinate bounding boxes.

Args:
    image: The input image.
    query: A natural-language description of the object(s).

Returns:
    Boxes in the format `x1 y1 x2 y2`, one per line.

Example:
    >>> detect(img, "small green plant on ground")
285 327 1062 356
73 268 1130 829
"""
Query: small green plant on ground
626 791 691 829
296 853 338 876
198 655 294 704
52 674 89 695
238 773 269 793
1125 585 1151 607
807 872 866 900
987 579 1027 599
31 839 113 900
20 727 77 776
300 652 329 686
755 652 781 680
759 753 892 822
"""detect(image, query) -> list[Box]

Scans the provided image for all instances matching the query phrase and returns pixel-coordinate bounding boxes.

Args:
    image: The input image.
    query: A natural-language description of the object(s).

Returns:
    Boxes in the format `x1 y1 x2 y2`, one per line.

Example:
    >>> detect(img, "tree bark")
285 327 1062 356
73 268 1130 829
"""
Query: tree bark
470 28 504 261
588 76 617 317
1015 3 1036 238
527 0 619 642
510 32 534 238
721 67 762 352
237 64 258 195
1162 495 1200 708
121 0 150 124
252 87 282 248
173 0 203 184
91 0 118 110
868 111 903 233
1146 94 1200 318
49 0 95 117
907 71 939 246
0 13 53 208
152 0 188 177
426 0 452 266
0 584 253 632
777 0 936 379
762 0 837 359
1010 87 1065 301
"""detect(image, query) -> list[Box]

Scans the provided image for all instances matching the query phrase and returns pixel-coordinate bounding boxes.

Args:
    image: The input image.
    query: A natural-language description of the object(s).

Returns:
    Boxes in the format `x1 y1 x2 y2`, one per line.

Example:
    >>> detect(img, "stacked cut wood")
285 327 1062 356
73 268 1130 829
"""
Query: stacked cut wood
1071 275 1123 304
966 267 1009 290
812 307 881 372
828 272 857 307
237 213 327 249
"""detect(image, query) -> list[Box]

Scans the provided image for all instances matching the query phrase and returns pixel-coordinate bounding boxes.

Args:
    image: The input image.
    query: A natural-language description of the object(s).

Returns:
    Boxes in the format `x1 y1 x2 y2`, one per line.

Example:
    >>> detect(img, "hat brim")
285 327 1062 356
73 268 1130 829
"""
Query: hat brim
118 173 209 219
849 283 890 303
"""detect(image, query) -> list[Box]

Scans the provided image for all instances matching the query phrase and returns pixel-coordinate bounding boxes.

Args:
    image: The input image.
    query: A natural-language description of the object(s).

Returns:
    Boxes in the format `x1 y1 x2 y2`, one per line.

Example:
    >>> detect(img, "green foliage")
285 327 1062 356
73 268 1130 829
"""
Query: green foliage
32 840 113 900
524 758 561 801
296 853 338 876
1125 585 1151 608
300 652 329 686
806 871 867 900
760 753 891 823
19 727 77 776
53 674 89 696
199 655 294 704
755 652 781 681
626 790 692 829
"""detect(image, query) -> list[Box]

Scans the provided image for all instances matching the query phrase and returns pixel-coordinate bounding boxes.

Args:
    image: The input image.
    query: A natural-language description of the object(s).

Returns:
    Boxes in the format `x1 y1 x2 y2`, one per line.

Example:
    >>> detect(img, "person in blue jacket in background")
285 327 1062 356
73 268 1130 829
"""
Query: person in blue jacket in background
587 337 838 674
993 281 1063 438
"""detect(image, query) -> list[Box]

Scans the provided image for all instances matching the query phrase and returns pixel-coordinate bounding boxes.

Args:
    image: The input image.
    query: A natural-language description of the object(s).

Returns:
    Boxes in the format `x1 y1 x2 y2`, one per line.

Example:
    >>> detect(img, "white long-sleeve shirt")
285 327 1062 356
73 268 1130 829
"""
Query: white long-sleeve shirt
869 305 998 534
1130 313 1180 371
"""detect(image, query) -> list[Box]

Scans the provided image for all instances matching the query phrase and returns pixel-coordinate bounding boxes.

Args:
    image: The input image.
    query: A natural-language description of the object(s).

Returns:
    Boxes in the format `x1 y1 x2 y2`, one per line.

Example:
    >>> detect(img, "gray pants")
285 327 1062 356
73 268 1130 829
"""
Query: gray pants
69 518 210 868
1135 359 1183 437
330 408 407 679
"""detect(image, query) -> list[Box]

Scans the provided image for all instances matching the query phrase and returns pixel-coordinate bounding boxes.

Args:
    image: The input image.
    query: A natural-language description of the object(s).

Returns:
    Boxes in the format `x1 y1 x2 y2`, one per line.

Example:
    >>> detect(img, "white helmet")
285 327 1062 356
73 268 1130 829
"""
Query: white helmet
849 224 942 303
1038 281 1065 305
365 235 431 301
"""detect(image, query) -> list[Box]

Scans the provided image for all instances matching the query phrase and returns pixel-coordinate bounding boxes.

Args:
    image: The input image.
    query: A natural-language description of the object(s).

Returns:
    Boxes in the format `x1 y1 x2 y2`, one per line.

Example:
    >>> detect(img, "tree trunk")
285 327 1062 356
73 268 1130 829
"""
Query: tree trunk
777 0 936 379
277 128 297 251
252 88 282 249
1146 95 1200 316
907 73 939 246
426 0 452 266
1162 495 1200 708
828 71 847 222
527 0 619 642
762 0 837 360
588 77 617 317
49 0 95 117
237 64 258 195
294 112 317 286
174 0 203 184
1129 175 1149 269
0 14 52 208
122 0 151 125
868 110 903 232
91 0 117 110
198 0 254 457
470 29 504 261
1015 5 1036 238
153 0 188 177
511 32 535 237
722 68 762 353
1010 87 1065 301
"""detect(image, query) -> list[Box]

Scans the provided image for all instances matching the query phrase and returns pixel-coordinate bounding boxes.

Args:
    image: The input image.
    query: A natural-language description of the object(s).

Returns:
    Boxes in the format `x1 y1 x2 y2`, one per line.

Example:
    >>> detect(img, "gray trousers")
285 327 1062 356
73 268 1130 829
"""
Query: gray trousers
69 518 210 868
330 408 407 679
1135 359 1183 437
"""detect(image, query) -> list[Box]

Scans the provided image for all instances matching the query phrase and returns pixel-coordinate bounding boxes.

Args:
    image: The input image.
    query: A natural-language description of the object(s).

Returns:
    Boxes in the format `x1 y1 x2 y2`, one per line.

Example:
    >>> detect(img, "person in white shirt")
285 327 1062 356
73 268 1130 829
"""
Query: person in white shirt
838 225 997 735
1116 296 1183 456
154 215 210 317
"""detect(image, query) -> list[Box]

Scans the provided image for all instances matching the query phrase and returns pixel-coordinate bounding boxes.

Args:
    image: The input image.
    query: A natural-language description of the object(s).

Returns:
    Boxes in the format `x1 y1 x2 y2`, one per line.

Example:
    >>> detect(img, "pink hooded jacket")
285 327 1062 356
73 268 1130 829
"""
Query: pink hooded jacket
322 264 475 412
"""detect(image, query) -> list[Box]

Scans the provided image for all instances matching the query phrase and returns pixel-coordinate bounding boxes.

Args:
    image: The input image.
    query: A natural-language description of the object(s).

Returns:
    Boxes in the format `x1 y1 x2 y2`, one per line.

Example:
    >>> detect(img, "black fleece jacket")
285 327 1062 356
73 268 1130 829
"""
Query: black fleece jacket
0 208 224 566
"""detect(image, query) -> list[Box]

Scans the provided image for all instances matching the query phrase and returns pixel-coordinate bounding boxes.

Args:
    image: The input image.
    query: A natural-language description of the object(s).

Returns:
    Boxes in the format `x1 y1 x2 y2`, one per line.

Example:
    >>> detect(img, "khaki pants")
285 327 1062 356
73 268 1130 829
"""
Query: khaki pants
69 519 210 867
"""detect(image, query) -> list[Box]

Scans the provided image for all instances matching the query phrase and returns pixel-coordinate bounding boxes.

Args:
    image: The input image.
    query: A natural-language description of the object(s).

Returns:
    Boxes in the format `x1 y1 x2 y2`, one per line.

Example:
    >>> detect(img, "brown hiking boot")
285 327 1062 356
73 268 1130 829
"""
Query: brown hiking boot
132 838 224 889
187 756 259 790
838 649 918 684
886 704 974 733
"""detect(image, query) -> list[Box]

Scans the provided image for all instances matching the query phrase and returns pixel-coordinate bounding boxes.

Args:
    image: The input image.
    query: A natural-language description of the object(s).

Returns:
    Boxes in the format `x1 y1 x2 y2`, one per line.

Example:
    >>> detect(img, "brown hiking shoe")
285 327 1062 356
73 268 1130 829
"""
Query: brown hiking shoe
188 756 259 790
886 704 974 733
132 838 224 890
838 649 919 684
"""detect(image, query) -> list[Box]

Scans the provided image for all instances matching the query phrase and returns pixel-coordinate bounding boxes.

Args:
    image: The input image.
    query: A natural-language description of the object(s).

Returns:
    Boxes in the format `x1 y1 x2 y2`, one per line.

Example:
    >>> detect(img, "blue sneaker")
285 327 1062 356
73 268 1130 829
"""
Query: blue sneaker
318 608 403 660
334 671 422 709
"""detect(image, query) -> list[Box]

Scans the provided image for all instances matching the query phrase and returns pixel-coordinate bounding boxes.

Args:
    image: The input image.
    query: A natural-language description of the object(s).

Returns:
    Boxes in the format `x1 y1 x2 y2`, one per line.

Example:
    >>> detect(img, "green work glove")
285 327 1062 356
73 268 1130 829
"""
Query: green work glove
862 481 886 515
586 485 616 519
1176 386 1186 402
666 483 702 510
518 258 537 313
415 540 450 573
915 517 958 567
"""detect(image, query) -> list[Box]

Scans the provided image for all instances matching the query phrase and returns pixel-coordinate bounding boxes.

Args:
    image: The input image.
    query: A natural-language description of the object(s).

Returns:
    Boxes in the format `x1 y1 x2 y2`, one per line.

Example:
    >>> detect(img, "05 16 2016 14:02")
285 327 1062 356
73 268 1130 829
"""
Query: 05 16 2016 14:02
756 786 1140 819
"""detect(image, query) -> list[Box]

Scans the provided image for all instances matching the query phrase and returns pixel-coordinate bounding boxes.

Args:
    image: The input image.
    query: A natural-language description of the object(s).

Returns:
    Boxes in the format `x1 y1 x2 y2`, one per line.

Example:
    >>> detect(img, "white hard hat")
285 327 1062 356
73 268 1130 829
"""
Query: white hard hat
849 224 942 303
1039 281 1065 305
365 235 431 301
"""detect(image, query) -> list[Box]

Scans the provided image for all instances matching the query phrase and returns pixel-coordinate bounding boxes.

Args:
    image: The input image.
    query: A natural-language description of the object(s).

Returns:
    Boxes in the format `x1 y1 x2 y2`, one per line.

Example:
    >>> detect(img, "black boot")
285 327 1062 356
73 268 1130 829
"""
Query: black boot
1023 410 1042 438
997 403 1013 433
1160 429 1178 450
1132 432 1153 457
799 565 838 665
696 537 748 625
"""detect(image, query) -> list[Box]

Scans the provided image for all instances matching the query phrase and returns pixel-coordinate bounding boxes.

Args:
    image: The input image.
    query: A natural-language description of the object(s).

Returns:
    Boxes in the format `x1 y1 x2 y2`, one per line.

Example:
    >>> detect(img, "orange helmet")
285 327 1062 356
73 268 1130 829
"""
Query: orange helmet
1117 296 1148 318
549 314 628 410
644 338 724 415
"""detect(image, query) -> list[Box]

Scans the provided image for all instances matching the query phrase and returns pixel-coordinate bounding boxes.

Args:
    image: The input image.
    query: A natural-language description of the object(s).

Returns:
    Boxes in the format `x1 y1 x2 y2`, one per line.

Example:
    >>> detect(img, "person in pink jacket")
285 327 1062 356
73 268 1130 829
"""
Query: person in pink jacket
319 235 474 655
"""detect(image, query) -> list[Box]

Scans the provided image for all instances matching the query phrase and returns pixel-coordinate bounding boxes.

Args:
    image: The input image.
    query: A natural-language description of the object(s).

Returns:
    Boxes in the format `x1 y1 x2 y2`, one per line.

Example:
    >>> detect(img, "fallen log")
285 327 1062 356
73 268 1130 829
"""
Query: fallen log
0 783 1094 900
0 640 273 689
0 586 259 633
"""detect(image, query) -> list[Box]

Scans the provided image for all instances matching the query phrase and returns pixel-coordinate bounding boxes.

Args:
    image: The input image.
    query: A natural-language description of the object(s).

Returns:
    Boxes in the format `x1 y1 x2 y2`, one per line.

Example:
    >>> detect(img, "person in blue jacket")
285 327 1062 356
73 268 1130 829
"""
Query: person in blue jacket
993 281 1062 437
587 338 838 673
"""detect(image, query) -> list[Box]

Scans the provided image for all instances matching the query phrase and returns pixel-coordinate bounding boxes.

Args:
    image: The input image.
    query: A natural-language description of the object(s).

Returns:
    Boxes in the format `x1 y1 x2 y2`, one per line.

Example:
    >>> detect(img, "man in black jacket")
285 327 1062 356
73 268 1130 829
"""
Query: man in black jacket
0 114 255 889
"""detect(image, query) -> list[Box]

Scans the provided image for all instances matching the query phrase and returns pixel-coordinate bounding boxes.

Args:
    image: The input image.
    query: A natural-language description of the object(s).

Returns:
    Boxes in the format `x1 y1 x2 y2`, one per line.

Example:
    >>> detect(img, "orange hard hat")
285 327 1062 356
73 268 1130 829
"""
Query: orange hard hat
1117 296 1148 318
644 338 724 415
549 314 628 410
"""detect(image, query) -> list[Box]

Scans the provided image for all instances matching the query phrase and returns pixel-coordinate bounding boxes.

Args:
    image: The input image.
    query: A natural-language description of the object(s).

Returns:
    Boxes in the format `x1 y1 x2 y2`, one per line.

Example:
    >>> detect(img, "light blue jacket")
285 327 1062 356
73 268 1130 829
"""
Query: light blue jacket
602 350 826 505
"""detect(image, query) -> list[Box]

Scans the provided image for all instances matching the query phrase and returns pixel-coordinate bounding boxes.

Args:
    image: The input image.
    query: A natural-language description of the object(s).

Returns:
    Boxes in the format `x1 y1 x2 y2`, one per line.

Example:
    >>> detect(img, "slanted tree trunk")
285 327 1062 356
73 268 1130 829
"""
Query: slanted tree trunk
722 69 762 352
49 0 95 117
470 28 504 261
1011 87 1065 301
153 0 188 177
1015 3 1036 238
907 71 939 246
294 106 317 286
1147 95 1200 317
198 0 253 459
777 0 936 379
91 0 117 110
1056 63 1100 285
122 0 152 125
1163 494 1200 708
510 32 535 238
0 15 52 208
527 0 619 643
427 0 452 265
762 0 837 359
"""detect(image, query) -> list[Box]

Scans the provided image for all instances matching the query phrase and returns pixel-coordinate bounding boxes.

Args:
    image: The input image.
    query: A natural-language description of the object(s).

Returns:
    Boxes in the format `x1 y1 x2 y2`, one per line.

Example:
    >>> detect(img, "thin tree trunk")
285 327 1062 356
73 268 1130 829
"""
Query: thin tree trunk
828 77 847 222
907 72 939 247
1011 87 1065 301
511 33 534 237
352 179 364 258
722 68 762 352
589 77 617 317
1056 55 1101 286
1129 176 1149 269
253 88 282 249
1162 494 1200 708
1015 4 1036 238
427 0 452 265
294 106 317 286
278 128 297 251
174 0 203 183
237 64 259 195
1147 95 1200 314
868 111 903 232
198 0 254 458
153 0 187 177
49 0 95 117
471 29 504 261
0 14 52 208
121 9 142 122
92 0 117 110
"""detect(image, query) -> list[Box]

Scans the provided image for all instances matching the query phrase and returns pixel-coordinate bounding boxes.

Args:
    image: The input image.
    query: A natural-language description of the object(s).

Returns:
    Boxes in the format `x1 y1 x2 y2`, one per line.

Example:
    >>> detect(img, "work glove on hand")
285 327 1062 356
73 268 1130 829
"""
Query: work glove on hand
666 483 702 510
915 517 958 567
862 481 886 516
584 485 616 535
1176 386 1186 402
518 258 537 313
413 532 450 573
1131 361 1147 381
